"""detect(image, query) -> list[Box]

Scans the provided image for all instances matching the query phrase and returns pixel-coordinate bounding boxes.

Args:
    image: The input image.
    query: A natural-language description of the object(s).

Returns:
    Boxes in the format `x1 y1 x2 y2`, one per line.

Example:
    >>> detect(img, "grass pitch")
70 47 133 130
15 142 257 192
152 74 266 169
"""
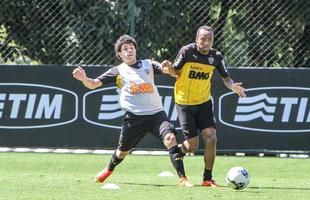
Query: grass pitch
1 152 310 200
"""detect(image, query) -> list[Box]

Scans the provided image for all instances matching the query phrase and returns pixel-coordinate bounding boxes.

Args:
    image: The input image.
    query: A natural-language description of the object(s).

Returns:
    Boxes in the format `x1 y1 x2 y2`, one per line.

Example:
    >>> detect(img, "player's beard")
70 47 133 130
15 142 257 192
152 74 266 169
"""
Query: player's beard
198 46 209 54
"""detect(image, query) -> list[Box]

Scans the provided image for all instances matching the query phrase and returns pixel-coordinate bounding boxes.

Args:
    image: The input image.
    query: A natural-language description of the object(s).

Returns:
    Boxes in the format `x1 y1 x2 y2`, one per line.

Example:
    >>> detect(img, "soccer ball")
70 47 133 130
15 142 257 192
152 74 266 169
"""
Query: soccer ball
226 166 250 190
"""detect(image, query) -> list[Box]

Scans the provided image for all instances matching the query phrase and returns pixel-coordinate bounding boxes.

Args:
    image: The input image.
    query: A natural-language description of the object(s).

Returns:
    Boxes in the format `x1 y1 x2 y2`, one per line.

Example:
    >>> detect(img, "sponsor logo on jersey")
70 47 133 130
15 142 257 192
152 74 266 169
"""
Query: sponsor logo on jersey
219 87 310 133
190 66 203 70
188 70 210 80
130 82 154 94
83 86 180 130
0 83 78 129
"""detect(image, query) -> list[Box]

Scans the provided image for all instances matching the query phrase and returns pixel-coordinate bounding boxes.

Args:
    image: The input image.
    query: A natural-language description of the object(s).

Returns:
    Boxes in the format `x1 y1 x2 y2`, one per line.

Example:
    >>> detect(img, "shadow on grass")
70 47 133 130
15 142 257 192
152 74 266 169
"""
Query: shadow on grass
248 186 310 191
121 182 176 187
120 182 310 191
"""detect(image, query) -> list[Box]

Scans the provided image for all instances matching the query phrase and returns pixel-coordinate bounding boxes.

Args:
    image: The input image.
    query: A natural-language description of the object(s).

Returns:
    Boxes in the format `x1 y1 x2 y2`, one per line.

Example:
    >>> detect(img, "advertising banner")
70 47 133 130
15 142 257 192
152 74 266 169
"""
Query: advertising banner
0 65 309 152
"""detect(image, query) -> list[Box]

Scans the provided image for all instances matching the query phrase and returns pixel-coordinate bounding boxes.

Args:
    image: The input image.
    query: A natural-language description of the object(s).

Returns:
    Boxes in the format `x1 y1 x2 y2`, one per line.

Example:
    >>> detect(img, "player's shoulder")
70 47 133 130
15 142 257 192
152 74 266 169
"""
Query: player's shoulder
181 43 196 52
140 59 151 63
110 64 121 73
177 43 196 57
116 62 125 68
140 59 154 67
210 48 224 57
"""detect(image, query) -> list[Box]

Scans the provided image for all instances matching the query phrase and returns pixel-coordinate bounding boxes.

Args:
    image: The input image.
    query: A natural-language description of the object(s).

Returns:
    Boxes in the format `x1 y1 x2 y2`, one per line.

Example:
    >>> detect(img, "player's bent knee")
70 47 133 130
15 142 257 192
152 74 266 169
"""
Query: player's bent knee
187 145 198 153
210 131 217 142
163 133 177 149
202 128 217 144
183 139 198 153
116 150 129 158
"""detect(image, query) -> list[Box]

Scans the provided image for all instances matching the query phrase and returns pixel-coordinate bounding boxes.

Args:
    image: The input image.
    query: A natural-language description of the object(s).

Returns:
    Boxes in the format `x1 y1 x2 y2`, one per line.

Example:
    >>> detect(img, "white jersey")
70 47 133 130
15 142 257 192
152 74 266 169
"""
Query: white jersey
97 59 164 115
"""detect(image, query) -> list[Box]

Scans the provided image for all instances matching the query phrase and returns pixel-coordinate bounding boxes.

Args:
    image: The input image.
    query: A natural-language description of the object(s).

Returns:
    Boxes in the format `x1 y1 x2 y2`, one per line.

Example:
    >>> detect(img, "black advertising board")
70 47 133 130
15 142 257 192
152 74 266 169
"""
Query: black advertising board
214 68 310 152
0 65 309 152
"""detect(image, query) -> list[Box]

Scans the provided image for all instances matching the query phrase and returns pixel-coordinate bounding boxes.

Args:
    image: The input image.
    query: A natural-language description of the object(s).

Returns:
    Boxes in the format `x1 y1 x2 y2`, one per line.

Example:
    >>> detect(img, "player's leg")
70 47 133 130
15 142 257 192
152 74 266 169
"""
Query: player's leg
180 136 199 153
94 149 128 183
200 127 219 187
163 133 193 188
164 133 185 175
151 111 193 187
175 103 199 154
197 100 220 187
94 112 147 183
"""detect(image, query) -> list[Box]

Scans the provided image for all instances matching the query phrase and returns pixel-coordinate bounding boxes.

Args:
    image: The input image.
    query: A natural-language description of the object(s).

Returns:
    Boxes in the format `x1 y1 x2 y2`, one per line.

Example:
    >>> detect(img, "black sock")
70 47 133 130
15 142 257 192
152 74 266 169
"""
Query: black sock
168 145 186 178
107 151 124 171
203 169 212 181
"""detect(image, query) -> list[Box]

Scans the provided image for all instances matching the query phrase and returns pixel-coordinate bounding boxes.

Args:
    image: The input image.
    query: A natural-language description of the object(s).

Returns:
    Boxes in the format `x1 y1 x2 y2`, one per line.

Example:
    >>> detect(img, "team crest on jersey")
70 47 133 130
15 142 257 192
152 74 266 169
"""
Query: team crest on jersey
144 69 150 74
208 57 214 64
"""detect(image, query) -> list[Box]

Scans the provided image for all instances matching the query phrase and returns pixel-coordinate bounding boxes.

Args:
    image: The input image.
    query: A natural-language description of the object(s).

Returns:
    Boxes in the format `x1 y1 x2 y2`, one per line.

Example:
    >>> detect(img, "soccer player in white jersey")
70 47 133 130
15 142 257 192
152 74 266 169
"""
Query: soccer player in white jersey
72 35 192 187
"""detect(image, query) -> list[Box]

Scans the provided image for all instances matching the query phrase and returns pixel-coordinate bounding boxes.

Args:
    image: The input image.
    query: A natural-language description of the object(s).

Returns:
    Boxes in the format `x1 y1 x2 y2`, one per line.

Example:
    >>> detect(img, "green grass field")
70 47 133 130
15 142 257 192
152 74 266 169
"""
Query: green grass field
1 152 310 200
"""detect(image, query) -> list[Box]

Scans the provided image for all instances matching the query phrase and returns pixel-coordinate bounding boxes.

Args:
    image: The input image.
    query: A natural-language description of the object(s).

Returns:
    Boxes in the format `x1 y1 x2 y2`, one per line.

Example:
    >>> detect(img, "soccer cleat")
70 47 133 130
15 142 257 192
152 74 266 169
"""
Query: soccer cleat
201 179 220 188
94 167 113 183
179 176 194 188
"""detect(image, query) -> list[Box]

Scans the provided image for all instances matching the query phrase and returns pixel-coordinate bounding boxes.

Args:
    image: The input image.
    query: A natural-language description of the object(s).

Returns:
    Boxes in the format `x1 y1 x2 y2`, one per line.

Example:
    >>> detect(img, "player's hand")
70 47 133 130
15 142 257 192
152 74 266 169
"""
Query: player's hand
161 60 178 77
161 60 172 72
231 82 246 97
72 66 87 82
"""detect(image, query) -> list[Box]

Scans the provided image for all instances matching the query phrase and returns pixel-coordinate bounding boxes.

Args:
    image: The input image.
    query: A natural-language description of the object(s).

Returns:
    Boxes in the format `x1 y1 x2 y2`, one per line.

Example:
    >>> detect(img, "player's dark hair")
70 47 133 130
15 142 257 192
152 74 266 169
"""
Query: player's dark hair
114 35 137 60
196 26 214 38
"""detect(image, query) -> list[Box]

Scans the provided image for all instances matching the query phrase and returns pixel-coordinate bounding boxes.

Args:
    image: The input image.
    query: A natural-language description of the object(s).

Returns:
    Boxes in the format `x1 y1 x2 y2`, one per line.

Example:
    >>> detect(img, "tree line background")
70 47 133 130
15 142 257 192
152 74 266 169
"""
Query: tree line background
0 0 309 67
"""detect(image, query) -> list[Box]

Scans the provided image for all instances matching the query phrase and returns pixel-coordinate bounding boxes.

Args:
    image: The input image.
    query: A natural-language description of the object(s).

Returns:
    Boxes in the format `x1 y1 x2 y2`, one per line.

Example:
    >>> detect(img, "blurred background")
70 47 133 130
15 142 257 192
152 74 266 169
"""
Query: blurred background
0 0 309 67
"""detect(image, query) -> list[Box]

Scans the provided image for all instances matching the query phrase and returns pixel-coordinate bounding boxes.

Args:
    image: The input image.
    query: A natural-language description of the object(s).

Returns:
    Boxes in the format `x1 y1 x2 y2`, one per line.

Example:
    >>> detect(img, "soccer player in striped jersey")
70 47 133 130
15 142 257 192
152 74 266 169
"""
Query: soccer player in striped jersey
72 35 193 187
162 26 246 187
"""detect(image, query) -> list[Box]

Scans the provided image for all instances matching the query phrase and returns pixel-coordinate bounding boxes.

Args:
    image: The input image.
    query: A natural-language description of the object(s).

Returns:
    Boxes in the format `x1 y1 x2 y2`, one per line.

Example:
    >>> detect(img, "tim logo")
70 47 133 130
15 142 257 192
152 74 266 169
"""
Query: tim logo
0 83 78 129
83 86 180 130
219 87 310 133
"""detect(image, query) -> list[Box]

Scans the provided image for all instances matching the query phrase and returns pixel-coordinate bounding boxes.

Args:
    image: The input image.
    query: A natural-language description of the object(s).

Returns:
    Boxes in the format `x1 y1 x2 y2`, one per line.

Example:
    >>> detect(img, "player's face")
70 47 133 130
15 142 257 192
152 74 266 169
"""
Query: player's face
196 29 214 54
118 43 137 65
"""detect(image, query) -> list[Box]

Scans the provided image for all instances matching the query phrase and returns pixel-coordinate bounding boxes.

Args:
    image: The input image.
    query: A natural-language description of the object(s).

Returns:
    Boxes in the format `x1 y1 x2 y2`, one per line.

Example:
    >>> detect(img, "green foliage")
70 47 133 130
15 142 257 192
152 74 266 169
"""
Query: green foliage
133 0 221 61
0 0 129 65
0 25 37 64
64 0 129 64
134 0 194 60
0 0 308 67
230 0 309 67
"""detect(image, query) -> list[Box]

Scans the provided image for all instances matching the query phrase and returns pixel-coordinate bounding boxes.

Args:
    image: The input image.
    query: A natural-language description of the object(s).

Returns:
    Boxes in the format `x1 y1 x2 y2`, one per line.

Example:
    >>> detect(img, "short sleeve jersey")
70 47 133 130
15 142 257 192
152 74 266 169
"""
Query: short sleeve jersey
97 59 164 115
173 43 229 105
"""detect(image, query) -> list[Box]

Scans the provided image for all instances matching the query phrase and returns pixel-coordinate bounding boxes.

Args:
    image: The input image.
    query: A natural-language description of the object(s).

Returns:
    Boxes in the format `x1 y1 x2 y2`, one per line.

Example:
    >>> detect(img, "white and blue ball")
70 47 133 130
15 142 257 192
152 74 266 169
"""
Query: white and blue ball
226 166 250 190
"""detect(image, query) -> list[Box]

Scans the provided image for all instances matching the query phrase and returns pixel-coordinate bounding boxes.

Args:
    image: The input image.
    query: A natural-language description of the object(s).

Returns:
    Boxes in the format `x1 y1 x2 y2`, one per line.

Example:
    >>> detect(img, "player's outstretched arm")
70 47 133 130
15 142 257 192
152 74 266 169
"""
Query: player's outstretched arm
72 66 102 89
161 60 179 77
222 77 246 97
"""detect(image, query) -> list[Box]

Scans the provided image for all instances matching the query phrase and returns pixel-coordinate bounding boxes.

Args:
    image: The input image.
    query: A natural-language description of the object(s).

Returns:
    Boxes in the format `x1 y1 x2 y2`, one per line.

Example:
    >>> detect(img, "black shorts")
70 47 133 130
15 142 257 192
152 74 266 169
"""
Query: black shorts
118 111 176 151
176 100 216 139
